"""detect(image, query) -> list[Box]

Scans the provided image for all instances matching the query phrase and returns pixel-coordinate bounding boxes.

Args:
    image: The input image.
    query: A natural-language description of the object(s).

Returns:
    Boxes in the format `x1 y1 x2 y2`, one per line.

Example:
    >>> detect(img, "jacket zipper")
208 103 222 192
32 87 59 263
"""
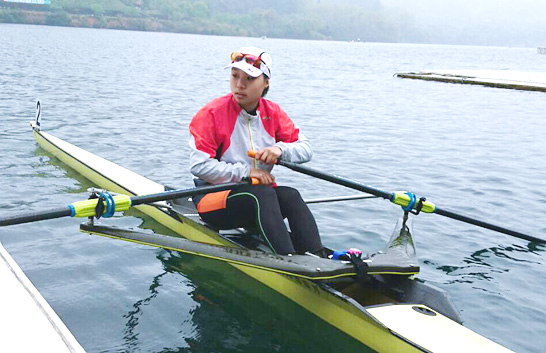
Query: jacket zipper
247 118 257 169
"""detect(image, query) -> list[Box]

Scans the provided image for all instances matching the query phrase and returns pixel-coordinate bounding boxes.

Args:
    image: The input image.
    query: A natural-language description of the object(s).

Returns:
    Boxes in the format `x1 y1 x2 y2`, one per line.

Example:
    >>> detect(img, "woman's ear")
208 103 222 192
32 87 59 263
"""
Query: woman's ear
261 76 270 97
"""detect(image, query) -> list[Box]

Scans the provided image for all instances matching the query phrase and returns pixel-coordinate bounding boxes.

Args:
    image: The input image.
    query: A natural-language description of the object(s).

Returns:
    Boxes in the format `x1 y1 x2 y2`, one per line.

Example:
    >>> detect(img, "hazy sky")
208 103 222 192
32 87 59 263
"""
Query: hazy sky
382 0 544 21
381 0 546 46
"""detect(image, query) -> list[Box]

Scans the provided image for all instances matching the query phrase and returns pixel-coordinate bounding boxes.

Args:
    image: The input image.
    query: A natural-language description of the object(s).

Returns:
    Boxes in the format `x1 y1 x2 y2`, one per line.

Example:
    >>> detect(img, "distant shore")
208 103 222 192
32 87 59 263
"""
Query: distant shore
0 9 249 37
1 3 542 47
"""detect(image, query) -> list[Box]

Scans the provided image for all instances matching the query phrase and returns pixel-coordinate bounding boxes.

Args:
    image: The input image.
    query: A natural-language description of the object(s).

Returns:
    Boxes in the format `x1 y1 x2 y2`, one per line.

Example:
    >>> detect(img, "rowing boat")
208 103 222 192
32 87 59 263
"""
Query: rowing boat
7 104 517 352
25 107 516 352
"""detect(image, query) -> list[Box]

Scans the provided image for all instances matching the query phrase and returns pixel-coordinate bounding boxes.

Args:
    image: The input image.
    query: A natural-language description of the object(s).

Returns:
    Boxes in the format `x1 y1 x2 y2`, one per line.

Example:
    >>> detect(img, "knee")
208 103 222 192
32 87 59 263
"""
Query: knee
251 185 278 200
276 186 303 203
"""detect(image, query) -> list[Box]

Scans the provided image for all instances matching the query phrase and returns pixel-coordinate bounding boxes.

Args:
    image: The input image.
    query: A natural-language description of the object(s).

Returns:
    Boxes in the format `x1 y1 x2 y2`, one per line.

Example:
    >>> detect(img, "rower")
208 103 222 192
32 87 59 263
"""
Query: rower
188 47 326 257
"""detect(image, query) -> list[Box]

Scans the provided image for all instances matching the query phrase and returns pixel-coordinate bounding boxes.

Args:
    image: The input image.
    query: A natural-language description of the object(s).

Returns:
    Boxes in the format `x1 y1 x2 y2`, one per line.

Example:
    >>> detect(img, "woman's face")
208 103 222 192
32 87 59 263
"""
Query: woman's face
230 68 269 112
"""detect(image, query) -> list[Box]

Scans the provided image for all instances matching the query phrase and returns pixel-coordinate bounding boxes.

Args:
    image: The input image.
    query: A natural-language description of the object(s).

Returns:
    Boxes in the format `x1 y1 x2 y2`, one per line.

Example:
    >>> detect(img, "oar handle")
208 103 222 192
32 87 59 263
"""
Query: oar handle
246 149 280 165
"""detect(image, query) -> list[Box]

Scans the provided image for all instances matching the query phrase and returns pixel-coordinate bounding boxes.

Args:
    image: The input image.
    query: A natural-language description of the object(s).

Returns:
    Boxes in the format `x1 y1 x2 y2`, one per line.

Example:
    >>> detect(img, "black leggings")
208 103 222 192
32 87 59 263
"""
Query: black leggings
199 185 322 255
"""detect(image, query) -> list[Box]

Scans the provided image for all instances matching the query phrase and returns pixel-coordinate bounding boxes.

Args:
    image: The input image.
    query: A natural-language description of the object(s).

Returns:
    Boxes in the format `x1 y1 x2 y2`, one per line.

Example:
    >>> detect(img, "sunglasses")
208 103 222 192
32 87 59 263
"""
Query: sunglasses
230 52 264 69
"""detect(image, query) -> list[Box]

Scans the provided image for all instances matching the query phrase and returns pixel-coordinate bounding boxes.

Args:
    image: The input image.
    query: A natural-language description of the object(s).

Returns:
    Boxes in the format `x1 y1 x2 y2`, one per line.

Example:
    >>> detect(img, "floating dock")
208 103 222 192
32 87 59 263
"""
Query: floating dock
395 70 546 92
0 241 86 353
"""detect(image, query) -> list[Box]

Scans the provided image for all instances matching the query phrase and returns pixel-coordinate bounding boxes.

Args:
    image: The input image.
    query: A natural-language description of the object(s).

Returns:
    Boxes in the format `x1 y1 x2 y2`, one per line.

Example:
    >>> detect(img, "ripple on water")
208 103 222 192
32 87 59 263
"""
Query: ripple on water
1 24 546 352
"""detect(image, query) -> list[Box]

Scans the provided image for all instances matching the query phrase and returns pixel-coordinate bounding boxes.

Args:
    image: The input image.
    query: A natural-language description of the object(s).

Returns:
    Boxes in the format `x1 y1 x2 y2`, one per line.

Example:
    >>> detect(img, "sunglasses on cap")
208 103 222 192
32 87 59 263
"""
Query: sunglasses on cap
230 51 264 69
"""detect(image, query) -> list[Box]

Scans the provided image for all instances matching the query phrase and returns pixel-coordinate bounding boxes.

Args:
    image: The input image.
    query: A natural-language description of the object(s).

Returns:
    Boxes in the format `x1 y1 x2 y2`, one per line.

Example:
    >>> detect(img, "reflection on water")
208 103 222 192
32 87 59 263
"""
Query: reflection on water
117 249 373 353
122 271 171 352
466 244 543 265
427 243 544 288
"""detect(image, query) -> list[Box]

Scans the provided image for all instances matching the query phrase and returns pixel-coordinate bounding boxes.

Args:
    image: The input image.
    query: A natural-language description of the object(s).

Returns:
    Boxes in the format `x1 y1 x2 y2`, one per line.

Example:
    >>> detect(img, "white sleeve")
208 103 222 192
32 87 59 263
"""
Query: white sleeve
275 132 313 163
189 138 250 184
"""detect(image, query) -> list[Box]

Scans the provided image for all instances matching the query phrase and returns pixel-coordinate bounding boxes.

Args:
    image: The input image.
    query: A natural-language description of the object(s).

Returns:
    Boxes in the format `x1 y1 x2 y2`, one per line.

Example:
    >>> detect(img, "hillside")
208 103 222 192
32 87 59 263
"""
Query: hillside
1 0 544 46
0 0 413 42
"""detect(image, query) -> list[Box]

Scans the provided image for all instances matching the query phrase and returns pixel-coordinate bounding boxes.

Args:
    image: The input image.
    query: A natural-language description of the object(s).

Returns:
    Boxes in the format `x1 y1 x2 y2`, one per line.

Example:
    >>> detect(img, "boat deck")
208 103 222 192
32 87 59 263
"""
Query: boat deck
0 241 86 353
395 69 546 92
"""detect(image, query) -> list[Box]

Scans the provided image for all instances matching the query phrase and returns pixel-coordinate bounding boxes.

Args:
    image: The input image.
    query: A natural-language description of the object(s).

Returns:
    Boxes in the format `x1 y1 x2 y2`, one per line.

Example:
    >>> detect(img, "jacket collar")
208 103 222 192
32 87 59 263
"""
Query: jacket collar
230 94 264 119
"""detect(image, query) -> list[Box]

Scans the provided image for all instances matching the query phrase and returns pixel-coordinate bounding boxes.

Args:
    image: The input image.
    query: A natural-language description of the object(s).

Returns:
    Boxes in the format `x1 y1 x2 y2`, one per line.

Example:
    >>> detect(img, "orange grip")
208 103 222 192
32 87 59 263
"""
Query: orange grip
246 152 259 184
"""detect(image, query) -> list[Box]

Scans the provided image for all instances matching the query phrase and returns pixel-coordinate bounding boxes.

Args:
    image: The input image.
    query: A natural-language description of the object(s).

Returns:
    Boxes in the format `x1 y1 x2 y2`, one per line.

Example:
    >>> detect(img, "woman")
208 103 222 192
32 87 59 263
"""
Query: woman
188 47 324 256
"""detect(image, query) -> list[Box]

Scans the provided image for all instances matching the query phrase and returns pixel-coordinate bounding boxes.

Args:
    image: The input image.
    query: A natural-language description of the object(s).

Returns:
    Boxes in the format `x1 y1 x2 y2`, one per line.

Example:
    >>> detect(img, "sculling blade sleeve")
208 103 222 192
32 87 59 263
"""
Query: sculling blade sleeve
390 192 436 213
69 195 132 217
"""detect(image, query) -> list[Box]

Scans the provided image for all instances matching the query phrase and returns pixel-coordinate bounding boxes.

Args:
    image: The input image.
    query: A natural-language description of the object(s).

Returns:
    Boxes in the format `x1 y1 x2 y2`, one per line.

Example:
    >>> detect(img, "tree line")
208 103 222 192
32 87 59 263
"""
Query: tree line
0 0 416 42
2 0 540 46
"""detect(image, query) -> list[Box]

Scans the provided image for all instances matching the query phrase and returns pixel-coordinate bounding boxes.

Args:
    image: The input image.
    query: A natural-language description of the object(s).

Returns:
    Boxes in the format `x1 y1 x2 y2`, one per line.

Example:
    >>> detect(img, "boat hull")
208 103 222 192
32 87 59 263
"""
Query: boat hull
32 128 514 353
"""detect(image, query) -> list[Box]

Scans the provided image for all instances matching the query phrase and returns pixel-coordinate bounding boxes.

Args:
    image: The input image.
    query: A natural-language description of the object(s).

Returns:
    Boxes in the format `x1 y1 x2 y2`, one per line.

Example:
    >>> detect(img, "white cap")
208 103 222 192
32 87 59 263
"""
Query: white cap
224 46 272 78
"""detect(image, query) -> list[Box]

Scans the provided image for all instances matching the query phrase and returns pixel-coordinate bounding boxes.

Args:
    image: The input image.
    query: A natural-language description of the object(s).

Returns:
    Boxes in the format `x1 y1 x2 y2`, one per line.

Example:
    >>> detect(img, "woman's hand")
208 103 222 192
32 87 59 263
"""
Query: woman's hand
249 168 275 185
254 146 282 165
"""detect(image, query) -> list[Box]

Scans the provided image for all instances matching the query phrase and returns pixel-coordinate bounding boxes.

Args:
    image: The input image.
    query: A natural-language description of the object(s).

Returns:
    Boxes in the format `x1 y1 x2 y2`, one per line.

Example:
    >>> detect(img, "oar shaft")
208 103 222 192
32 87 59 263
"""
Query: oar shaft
434 207 544 243
278 160 392 200
0 207 72 227
0 181 249 227
131 182 246 206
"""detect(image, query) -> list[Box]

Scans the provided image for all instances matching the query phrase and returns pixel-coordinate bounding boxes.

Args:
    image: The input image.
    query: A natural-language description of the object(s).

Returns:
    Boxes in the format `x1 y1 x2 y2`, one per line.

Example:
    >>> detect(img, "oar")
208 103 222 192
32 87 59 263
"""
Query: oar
247 151 545 244
0 181 251 227
284 160 545 244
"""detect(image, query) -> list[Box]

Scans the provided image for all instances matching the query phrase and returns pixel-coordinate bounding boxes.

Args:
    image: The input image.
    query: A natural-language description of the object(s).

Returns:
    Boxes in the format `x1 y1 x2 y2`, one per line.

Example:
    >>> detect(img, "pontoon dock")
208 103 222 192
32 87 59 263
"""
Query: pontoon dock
395 70 546 92
0 241 86 353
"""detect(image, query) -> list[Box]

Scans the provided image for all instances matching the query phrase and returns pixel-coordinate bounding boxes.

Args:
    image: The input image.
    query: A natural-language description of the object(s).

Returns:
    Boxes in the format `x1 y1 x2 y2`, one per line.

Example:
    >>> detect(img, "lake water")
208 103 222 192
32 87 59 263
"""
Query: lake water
1 23 545 353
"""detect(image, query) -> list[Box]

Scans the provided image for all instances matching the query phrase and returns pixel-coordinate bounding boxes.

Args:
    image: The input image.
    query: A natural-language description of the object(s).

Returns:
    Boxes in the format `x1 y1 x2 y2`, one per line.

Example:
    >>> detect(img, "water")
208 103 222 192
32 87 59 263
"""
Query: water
1 23 546 353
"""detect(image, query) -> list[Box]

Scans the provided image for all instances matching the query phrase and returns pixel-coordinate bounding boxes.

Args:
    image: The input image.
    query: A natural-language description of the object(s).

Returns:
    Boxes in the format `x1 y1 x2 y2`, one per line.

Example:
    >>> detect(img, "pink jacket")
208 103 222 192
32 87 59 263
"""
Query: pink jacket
189 94 312 184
